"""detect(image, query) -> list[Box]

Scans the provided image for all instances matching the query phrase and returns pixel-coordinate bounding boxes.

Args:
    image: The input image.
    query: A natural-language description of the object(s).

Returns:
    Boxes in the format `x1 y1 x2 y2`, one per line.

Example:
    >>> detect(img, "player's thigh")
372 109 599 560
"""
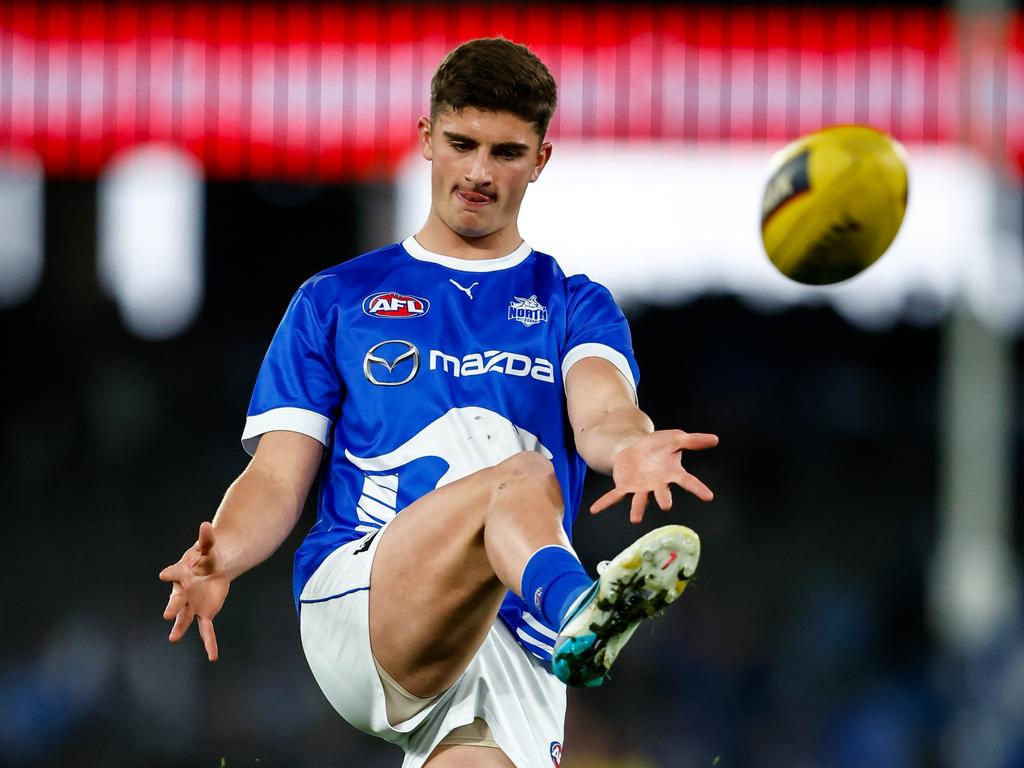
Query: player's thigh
369 452 555 695
424 746 516 767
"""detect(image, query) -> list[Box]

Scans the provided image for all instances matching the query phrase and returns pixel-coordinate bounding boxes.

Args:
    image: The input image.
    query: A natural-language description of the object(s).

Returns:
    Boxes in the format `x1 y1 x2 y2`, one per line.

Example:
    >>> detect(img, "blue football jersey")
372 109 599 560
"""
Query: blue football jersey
242 236 640 662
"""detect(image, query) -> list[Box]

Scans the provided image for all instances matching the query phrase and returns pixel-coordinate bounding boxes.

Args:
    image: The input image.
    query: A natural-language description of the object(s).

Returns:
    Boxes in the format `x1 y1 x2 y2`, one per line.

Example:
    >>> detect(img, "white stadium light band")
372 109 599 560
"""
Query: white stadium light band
98 145 204 341
396 143 1024 334
0 152 44 308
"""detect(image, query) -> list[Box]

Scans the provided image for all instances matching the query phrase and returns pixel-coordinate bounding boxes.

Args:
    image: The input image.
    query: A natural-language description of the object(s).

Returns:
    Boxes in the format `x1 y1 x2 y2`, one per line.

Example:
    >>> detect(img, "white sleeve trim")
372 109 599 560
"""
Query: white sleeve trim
561 343 638 404
241 407 332 456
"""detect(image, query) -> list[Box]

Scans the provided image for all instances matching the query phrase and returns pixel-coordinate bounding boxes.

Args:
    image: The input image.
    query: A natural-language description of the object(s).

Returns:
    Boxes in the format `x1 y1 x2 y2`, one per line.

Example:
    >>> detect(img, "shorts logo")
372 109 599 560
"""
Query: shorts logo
533 587 544 612
549 741 562 766
508 295 548 327
363 292 429 318
353 530 379 554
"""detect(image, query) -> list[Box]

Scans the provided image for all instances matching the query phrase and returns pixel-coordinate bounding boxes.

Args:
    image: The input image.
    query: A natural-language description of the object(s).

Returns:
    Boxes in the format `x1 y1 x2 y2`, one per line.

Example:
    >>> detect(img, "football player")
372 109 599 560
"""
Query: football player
160 37 717 768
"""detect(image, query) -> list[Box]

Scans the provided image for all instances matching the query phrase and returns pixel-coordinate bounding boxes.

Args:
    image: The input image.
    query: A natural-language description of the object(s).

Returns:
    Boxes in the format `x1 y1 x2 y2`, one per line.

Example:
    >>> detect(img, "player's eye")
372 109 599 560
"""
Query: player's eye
451 141 472 152
497 150 522 160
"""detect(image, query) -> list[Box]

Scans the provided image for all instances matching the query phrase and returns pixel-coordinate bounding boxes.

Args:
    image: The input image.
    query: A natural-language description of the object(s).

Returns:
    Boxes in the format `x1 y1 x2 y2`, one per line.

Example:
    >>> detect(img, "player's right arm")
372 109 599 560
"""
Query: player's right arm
159 430 323 661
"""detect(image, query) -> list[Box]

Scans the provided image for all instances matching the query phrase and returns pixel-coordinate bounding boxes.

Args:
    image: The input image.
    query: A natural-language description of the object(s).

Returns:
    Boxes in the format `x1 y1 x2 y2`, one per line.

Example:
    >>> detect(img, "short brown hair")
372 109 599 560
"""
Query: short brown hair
430 37 557 140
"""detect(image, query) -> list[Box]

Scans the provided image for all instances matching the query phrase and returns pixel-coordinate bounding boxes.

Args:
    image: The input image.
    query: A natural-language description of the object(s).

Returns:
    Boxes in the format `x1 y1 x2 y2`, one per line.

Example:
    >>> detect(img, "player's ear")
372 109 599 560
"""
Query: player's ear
529 141 553 183
417 116 433 161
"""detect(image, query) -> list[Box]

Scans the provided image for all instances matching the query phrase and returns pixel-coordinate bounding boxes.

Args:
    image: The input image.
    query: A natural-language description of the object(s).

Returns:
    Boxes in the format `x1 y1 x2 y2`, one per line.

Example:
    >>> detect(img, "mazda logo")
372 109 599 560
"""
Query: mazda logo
363 340 419 386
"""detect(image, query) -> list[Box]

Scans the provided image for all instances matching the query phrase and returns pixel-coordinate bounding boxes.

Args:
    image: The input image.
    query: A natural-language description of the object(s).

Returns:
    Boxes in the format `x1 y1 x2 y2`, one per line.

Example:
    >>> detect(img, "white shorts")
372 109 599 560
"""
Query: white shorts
298 525 568 768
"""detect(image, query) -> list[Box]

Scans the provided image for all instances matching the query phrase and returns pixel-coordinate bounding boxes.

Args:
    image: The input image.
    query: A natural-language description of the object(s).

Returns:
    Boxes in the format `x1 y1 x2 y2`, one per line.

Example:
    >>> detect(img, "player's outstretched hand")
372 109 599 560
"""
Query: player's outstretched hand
591 430 718 524
159 521 230 662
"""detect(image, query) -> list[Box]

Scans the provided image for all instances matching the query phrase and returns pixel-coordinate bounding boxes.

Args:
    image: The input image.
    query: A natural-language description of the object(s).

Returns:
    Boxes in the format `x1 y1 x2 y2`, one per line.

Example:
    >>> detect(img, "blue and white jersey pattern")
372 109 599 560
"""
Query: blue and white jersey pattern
242 236 639 663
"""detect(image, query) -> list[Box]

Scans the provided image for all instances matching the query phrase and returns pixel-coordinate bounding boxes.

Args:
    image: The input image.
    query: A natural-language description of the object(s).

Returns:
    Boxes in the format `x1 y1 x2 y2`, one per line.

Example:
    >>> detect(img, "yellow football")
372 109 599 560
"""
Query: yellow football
760 125 909 285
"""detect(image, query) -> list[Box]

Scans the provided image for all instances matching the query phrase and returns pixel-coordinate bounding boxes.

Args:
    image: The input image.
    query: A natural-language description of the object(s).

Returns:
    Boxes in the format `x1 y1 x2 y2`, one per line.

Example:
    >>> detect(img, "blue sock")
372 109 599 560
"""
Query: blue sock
520 545 594 628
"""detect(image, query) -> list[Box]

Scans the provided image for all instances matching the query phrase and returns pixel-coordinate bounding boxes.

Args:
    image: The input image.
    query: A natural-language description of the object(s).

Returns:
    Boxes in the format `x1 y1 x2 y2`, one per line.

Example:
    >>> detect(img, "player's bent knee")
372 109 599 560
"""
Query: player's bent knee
489 453 561 523
494 450 556 488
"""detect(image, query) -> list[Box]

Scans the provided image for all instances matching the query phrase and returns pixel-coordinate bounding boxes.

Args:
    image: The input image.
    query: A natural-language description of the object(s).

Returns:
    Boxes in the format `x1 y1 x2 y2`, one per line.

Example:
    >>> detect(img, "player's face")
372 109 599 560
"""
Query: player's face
418 107 552 242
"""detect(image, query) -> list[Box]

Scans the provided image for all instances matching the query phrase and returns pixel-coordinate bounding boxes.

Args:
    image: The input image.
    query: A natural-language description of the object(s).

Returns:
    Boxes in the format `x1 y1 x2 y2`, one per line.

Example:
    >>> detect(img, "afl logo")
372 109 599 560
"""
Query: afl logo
549 741 562 766
363 292 429 318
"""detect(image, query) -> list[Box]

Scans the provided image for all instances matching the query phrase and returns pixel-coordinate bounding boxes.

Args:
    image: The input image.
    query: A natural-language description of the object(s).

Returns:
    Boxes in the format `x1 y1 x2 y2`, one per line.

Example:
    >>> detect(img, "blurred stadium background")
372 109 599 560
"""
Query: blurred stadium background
1 0 1023 766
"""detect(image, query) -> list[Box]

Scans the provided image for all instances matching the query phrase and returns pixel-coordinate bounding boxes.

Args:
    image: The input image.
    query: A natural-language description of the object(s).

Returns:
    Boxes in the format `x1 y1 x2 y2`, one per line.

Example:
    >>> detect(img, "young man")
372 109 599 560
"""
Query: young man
160 38 717 767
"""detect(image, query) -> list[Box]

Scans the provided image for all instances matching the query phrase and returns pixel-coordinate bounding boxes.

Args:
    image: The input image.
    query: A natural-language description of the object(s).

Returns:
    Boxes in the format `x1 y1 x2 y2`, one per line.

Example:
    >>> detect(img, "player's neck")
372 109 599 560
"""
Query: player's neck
414 219 524 262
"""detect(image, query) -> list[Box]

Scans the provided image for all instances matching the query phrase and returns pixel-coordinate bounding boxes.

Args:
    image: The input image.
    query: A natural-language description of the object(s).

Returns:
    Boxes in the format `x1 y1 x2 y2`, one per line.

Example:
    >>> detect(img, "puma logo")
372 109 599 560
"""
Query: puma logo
449 279 479 300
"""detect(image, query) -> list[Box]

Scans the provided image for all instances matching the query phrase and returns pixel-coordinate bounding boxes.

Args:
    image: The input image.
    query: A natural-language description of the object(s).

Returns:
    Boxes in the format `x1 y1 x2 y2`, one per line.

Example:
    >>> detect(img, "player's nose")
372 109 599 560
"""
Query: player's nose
465 149 493 185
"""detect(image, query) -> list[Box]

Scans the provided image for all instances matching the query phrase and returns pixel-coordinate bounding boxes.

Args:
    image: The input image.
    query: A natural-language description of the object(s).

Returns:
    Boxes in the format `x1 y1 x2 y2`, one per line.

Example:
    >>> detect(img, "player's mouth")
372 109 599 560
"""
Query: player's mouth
455 188 495 207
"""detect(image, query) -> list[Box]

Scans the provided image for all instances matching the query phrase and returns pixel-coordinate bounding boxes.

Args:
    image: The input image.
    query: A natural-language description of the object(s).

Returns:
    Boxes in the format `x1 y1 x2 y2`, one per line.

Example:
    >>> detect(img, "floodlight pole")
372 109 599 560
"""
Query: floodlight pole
930 1 1020 765
932 308 1018 654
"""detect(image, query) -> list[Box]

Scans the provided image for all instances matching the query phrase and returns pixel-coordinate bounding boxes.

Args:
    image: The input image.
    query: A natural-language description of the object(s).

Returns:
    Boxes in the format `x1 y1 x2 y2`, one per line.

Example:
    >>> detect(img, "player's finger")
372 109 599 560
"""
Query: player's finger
590 487 627 515
198 616 219 662
676 432 719 451
159 562 185 582
629 491 649 524
163 588 187 620
653 484 673 511
197 521 216 555
169 605 195 643
674 470 714 502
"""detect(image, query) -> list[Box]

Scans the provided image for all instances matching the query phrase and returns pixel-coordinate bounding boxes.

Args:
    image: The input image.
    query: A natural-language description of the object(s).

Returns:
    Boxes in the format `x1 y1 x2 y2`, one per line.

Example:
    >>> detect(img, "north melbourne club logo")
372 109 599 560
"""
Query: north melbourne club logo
363 292 429 318
549 741 562 767
508 295 548 327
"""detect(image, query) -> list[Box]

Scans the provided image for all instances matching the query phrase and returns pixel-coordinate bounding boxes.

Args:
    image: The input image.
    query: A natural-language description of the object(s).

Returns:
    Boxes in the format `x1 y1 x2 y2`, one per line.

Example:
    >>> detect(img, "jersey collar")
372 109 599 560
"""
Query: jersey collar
401 236 533 272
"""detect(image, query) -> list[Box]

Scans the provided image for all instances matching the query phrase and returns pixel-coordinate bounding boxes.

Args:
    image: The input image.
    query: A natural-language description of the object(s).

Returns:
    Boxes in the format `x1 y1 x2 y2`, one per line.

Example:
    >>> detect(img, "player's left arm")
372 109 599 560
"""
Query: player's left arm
566 356 718 523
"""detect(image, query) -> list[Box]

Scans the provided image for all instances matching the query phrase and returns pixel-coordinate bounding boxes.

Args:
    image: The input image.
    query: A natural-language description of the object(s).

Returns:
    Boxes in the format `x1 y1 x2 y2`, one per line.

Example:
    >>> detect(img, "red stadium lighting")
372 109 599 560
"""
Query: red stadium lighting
0 3 1021 180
